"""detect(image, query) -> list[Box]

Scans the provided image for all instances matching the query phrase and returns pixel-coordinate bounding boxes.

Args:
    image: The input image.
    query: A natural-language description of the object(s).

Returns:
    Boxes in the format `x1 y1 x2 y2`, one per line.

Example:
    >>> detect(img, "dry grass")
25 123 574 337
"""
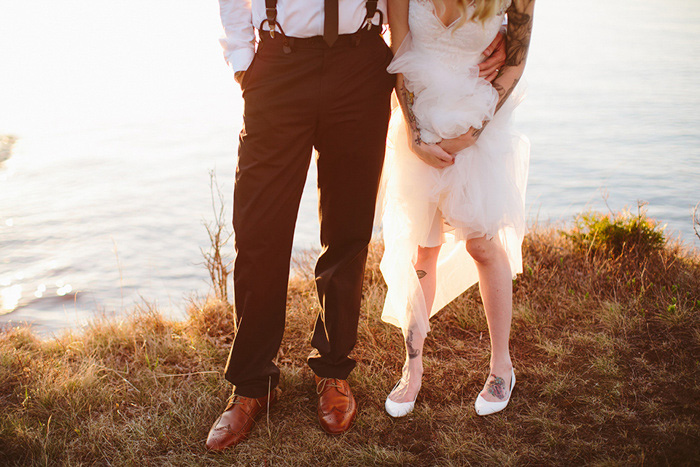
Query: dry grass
1 217 699 465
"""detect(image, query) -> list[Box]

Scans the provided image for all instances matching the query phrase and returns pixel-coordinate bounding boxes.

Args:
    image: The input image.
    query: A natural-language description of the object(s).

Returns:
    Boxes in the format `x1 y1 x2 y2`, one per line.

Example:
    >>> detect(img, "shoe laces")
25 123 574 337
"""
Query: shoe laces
225 393 244 411
316 377 342 395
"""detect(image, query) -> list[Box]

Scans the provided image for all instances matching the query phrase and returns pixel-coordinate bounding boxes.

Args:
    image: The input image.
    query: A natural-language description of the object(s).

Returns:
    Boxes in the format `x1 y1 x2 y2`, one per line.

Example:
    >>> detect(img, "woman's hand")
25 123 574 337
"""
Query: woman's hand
478 30 507 82
410 140 455 169
437 127 483 155
234 70 246 86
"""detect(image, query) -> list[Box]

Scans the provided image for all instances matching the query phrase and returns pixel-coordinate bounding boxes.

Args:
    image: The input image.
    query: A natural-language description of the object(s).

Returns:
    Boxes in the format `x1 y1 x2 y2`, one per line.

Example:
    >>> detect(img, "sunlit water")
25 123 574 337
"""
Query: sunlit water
1 0 698 334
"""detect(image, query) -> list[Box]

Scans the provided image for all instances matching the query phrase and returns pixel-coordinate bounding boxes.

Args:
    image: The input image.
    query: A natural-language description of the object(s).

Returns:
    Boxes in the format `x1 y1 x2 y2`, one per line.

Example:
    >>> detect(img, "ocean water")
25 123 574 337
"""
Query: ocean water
1 0 698 334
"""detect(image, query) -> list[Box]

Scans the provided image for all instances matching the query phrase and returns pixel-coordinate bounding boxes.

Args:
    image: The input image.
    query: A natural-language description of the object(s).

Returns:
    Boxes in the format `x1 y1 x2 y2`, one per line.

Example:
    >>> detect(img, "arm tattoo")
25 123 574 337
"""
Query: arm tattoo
491 0 534 114
494 77 520 113
416 269 427 279
401 84 417 126
503 2 533 69
406 329 421 359
398 81 423 146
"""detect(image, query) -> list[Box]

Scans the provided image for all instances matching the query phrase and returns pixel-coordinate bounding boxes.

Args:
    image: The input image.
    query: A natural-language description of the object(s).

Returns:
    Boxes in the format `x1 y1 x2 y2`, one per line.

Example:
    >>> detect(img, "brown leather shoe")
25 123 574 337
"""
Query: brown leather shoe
205 388 278 451
315 376 357 435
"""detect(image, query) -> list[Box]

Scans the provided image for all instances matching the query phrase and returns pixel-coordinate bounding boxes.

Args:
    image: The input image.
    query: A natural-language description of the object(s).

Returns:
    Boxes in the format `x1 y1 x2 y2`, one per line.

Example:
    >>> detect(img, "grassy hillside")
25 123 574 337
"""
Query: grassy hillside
1 210 699 465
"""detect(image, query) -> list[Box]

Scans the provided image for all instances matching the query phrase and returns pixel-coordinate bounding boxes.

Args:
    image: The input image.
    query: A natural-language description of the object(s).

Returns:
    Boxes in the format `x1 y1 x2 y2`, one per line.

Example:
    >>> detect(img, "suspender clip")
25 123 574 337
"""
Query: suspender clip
363 8 383 31
265 1 278 37
261 18 277 38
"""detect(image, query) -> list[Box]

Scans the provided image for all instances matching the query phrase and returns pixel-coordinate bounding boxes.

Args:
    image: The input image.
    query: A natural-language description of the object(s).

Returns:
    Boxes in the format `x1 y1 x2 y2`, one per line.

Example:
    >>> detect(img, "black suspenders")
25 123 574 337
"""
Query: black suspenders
364 1 382 29
260 0 383 41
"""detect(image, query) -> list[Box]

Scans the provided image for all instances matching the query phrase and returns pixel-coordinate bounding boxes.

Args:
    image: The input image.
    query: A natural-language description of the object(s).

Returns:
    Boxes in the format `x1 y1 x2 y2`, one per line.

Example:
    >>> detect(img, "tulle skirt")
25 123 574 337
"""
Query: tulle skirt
377 35 530 339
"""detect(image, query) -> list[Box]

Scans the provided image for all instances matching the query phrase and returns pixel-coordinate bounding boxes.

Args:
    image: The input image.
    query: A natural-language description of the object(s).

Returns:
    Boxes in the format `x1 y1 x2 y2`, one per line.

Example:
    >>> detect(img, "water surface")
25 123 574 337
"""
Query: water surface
1 0 698 334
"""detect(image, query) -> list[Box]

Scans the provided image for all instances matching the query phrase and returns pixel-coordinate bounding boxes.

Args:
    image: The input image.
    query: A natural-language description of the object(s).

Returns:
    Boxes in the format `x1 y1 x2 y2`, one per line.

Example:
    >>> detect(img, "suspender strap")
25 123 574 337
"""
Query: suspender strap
363 0 383 30
260 0 382 49
365 0 378 20
264 0 380 33
264 0 278 37
265 0 277 23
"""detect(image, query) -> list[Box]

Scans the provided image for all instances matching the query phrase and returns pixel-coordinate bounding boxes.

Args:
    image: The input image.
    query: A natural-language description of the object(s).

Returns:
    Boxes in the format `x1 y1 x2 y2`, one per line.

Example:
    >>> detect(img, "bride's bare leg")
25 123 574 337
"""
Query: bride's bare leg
389 245 441 403
466 236 514 402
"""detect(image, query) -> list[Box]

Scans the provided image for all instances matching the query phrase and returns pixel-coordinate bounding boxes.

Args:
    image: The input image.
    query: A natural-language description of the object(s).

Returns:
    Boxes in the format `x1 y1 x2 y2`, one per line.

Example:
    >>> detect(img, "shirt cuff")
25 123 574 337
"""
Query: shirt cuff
226 48 255 73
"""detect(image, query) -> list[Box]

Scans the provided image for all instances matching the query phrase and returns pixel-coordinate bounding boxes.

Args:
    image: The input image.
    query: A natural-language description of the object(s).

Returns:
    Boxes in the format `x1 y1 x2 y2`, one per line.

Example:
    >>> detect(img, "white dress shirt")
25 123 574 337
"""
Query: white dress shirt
219 0 388 73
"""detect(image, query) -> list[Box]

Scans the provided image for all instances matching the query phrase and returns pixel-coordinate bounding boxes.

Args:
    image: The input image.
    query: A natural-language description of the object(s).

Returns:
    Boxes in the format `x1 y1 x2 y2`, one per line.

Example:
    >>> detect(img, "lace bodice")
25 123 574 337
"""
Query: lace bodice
409 0 508 67
387 0 512 142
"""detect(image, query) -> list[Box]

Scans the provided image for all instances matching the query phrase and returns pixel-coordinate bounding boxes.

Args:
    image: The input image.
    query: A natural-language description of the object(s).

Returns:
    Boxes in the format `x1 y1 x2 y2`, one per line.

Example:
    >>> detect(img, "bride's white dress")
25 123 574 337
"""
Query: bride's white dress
379 0 529 339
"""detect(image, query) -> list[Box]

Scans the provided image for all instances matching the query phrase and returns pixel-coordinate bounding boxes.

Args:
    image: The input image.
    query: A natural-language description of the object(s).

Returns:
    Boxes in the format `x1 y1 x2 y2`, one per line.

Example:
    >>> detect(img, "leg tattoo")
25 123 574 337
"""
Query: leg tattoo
416 269 427 279
406 329 421 359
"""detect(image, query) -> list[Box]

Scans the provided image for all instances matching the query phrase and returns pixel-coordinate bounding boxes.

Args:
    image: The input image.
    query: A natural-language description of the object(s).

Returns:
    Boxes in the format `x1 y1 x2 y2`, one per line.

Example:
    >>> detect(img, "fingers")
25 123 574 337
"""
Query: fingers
492 32 507 65
414 142 459 168
428 146 455 167
485 70 499 82
494 43 506 62
432 145 455 161
437 131 477 153
418 152 451 169
437 141 461 155
478 36 498 76
416 147 454 168
480 56 505 79
478 50 501 77
479 32 506 78
482 33 500 58
433 153 454 165
479 60 498 78
494 31 506 49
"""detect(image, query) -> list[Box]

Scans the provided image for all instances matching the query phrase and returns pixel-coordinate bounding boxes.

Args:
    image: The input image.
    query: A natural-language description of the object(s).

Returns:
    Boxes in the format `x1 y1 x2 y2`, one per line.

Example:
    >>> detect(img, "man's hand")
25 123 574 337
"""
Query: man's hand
437 127 483 154
478 30 506 82
411 141 455 169
234 70 246 86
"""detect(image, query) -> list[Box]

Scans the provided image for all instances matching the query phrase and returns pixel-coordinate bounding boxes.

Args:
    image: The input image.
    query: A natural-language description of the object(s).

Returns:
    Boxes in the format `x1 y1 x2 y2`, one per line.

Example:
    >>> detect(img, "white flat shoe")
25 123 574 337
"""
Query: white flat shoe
474 368 515 416
385 380 418 418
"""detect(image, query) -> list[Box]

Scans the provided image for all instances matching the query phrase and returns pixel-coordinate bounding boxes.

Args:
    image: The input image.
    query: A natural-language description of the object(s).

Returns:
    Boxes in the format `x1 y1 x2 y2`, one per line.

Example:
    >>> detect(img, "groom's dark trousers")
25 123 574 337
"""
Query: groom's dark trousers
224 26 395 398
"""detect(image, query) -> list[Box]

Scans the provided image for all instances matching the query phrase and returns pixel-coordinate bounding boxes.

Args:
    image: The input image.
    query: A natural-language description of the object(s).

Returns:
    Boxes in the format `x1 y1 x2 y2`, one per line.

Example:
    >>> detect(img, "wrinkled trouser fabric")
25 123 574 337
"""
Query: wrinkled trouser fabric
224 30 395 398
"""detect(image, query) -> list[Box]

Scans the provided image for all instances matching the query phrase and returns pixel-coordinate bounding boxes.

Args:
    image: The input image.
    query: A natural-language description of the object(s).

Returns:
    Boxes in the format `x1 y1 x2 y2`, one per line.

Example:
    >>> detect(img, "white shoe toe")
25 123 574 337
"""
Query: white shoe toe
385 397 415 418
385 379 418 418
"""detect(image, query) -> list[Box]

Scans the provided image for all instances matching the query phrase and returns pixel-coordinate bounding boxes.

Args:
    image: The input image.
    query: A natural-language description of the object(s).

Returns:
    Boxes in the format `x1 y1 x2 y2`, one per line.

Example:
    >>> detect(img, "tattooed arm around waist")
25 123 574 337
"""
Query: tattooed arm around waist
438 1 534 155
491 0 536 115
389 0 456 169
